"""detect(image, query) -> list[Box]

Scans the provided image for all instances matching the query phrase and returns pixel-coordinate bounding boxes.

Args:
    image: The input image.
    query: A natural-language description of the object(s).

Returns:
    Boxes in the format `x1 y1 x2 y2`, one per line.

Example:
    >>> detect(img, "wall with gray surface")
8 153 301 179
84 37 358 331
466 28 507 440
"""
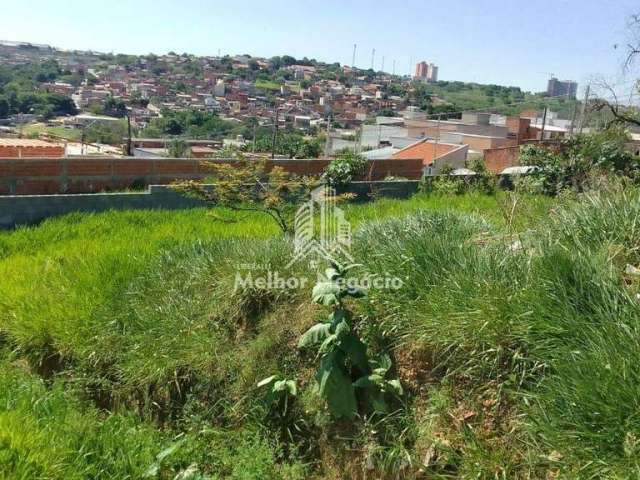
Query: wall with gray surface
0 181 420 229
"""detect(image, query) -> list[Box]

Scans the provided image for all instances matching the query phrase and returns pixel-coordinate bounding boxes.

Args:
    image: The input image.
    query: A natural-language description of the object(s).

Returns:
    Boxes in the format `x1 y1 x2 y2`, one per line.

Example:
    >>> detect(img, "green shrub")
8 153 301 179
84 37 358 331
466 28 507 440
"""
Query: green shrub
520 127 640 195
323 151 366 186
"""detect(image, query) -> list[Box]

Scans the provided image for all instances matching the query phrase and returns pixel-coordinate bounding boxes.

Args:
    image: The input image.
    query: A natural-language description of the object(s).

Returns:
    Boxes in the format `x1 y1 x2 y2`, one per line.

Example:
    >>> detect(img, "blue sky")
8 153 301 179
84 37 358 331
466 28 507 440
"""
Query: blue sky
2 0 638 94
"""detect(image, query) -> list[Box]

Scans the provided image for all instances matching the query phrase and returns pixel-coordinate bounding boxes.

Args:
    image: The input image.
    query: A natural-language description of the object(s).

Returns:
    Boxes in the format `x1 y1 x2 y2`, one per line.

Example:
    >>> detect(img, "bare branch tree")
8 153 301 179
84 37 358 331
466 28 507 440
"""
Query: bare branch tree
623 14 640 71
592 77 640 127
592 13 640 127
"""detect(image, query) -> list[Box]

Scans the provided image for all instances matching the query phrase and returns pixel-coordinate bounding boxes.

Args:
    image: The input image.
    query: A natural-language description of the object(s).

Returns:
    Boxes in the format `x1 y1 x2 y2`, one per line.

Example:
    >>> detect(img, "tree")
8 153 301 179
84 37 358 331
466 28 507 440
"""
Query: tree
168 139 190 158
83 120 129 145
175 156 314 235
0 96 9 118
165 118 184 135
593 13 640 126
520 128 639 194
103 96 127 117
323 151 367 186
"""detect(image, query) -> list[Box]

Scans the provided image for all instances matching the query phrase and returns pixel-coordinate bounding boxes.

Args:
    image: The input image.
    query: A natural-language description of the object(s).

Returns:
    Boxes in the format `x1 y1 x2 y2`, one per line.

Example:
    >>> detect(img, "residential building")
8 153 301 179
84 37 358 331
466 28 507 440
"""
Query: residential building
547 77 577 99
392 138 468 175
213 79 225 97
414 61 438 82
427 63 438 82
414 61 428 79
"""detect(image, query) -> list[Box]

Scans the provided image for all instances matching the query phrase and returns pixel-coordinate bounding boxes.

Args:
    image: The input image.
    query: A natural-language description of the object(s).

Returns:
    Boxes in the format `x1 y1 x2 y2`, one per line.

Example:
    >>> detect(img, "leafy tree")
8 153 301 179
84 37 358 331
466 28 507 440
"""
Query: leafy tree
252 130 322 158
281 55 297 67
165 118 184 135
168 139 190 158
377 108 396 117
323 151 367 186
83 120 129 145
520 127 640 194
103 96 127 117
175 156 314 235
0 96 9 118
143 109 236 139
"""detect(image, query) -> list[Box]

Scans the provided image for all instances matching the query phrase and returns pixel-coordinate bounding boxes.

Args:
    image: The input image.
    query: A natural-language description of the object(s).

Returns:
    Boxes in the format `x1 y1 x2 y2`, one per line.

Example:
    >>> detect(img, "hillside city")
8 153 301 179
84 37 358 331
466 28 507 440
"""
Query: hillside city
0 39 598 186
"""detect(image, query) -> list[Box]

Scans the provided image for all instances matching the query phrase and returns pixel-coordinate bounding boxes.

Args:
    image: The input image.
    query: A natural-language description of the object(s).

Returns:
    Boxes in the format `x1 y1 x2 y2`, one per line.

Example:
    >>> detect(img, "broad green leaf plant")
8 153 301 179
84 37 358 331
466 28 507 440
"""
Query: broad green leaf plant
258 264 403 420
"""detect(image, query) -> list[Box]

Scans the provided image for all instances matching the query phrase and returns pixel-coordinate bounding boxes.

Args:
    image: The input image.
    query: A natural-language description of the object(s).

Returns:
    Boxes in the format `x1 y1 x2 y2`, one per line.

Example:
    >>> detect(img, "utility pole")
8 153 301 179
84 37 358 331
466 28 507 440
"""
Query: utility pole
271 108 279 159
324 115 332 158
577 84 590 134
433 114 441 173
252 117 257 153
371 48 375 70
539 107 548 141
126 113 132 156
568 101 578 136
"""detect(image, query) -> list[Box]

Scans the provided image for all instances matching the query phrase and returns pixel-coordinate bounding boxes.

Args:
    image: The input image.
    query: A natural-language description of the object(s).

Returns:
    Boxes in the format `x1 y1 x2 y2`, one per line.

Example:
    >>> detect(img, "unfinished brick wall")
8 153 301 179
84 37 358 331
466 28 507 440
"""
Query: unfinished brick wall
483 141 564 174
0 145 66 158
0 157 425 195
483 146 521 174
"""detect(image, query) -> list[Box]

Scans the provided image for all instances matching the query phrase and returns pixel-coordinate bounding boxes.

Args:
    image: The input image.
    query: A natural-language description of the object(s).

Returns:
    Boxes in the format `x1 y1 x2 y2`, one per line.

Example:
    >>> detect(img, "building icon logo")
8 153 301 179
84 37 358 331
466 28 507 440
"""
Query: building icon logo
287 184 354 268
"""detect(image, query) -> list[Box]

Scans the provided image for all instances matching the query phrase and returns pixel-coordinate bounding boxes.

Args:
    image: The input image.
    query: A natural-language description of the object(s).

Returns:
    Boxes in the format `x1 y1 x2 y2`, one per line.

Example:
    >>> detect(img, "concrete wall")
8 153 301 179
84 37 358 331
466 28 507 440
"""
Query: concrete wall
0 157 425 195
406 120 508 139
0 181 420 229
430 144 469 174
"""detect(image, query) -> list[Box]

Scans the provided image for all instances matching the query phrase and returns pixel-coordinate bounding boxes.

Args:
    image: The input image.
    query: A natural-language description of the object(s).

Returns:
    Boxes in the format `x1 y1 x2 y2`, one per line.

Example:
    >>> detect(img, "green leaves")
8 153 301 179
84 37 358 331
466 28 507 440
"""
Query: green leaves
257 375 297 397
339 334 369 373
316 352 357 419
323 151 367 186
257 375 298 416
313 263 366 307
279 264 403 420
312 282 340 306
143 438 186 478
353 353 404 411
298 323 332 348
325 267 340 280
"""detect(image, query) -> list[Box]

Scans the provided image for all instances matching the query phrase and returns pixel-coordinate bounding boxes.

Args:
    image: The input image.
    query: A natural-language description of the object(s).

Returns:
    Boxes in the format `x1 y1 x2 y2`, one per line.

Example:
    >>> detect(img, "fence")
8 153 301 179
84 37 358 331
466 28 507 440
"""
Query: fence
0 157 425 195
0 181 420 229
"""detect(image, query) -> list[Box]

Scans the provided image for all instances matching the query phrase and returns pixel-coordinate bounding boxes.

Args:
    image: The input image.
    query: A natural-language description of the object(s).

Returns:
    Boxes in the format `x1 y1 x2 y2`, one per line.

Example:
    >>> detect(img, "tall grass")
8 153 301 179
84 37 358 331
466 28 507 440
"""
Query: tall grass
354 188 640 477
0 189 637 478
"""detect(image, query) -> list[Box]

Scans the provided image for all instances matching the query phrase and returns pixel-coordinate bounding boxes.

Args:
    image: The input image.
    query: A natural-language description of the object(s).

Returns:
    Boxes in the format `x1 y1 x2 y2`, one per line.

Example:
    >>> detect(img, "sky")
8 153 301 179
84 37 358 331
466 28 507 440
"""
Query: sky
2 0 639 95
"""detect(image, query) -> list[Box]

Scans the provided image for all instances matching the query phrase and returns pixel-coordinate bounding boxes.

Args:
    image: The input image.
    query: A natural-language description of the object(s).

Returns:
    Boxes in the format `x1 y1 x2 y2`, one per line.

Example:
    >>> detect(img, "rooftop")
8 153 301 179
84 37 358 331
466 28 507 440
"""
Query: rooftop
0 139 64 148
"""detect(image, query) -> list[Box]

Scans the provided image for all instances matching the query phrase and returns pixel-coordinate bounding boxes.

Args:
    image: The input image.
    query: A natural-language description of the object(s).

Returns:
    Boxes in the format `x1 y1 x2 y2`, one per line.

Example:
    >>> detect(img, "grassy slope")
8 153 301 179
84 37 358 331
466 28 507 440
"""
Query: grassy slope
1 191 639 478
421 83 579 118
22 123 83 141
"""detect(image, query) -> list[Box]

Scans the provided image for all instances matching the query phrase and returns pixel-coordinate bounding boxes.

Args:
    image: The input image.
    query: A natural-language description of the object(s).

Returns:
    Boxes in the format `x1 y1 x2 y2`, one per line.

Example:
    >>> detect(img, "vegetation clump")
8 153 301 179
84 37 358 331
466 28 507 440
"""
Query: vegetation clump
323 151 367 186
2 149 640 477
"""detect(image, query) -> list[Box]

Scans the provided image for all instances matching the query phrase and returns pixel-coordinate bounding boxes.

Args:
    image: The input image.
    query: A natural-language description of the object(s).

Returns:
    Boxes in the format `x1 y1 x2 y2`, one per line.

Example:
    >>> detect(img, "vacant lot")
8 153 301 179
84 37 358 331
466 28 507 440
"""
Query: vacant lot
0 189 638 479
